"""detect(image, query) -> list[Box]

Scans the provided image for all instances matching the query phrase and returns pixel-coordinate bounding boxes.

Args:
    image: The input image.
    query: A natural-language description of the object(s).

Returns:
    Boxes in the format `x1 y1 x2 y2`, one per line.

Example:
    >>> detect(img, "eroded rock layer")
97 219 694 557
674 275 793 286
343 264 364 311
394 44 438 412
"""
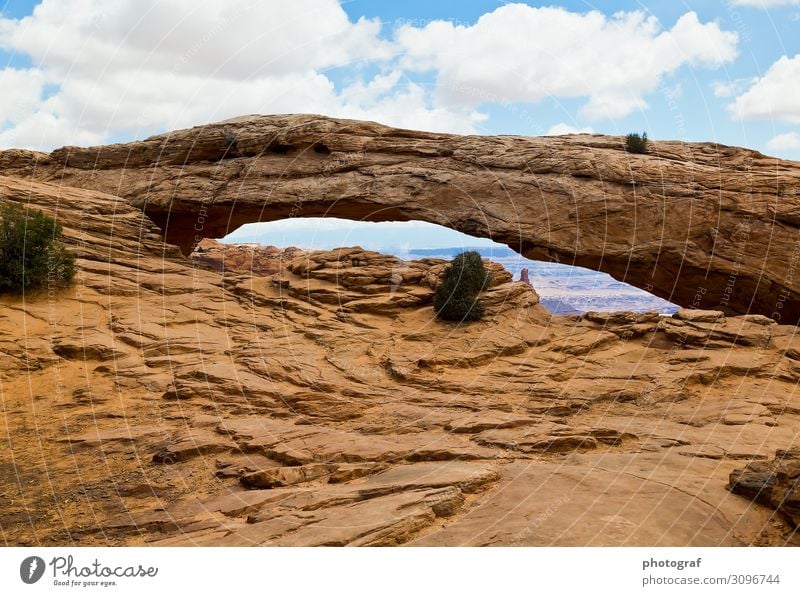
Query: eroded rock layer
1 173 799 546
190 239 304 276
1 115 799 319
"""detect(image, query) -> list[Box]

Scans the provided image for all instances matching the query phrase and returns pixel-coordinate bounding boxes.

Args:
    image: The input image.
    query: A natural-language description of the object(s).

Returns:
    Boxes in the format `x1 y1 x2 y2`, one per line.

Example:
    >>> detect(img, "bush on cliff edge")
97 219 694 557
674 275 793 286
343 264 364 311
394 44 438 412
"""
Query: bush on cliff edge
434 251 490 322
0 202 75 294
625 131 648 154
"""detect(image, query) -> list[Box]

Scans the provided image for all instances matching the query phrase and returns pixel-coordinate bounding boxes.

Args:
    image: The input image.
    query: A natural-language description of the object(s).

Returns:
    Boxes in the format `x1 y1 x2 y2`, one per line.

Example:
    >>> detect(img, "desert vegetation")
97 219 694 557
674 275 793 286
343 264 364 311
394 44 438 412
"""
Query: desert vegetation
0 202 75 294
434 250 491 321
625 131 648 154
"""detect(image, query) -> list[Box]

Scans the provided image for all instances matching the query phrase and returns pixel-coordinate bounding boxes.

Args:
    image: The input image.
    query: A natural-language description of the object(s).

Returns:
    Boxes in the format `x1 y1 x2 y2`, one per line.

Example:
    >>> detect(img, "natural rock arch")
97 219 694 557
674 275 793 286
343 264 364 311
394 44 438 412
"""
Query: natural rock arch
3 114 800 321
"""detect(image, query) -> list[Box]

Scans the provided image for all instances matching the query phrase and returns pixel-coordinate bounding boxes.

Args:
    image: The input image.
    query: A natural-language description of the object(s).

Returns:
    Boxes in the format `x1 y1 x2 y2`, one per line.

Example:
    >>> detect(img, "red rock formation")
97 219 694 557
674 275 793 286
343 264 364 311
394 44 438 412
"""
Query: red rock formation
520 267 530 285
3 114 799 320
190 238 303 276
2 172 800 546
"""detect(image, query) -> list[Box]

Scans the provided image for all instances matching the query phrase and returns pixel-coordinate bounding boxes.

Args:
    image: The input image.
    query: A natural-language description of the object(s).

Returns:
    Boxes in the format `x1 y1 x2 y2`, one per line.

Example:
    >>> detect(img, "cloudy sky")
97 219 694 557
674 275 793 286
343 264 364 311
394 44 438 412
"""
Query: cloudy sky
0 0 799 159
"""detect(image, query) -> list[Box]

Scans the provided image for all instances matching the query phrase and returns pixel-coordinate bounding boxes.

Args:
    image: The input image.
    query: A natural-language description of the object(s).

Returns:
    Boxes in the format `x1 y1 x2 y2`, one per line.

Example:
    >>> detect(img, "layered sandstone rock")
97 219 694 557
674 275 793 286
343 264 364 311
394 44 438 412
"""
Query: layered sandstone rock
190 239 304 276
2 114 799 320
729 450 800 529
1 171 800 547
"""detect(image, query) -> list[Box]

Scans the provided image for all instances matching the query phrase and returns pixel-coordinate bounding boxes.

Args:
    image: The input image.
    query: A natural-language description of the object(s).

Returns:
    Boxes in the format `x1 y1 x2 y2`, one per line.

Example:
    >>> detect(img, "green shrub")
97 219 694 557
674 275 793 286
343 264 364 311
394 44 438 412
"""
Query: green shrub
625 131 648 154
434 251 491 322
0 202 75 294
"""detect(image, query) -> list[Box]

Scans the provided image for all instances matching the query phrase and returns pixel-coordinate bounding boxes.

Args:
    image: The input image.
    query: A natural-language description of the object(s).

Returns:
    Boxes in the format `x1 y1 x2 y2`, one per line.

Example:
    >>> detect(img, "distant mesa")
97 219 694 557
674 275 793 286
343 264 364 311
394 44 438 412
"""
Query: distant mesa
539 297 584 316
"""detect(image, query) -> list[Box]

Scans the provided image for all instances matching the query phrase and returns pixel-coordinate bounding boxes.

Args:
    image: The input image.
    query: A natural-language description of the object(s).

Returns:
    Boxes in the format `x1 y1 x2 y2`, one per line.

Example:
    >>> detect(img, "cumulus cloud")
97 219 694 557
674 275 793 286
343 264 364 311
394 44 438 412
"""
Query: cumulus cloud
1 0 391 78
0 0 484 149
0 68 47 127
766 132 800 151
729 55 800 122
0 1 739 150
546 123 594 135
395 5 738 121
711 77 757 98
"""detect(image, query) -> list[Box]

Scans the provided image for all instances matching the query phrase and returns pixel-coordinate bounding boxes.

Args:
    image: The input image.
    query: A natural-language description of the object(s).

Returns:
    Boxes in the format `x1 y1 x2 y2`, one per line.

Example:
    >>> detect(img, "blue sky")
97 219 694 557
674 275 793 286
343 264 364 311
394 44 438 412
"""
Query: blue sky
224 218 502 250
336 0 800 154
2 1 799 248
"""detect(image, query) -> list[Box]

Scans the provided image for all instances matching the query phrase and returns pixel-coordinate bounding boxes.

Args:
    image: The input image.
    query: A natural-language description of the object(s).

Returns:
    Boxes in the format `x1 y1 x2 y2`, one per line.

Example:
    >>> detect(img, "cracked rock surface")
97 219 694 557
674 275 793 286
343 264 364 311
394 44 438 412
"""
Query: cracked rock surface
0 171 799 546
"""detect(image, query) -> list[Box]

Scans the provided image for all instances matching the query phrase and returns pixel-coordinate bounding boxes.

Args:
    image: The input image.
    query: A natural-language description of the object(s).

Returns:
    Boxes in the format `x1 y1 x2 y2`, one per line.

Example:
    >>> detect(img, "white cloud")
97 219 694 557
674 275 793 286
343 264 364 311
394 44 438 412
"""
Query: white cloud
1 0 392 78
712 77 757 98
0 2 739 150
729 55 800 122
712 82 735 98
766 131 800 151
333 75 488 133
0 0 484 150
730 1 800 6
0 68 46 126
395 6 738 121
546 123 594 135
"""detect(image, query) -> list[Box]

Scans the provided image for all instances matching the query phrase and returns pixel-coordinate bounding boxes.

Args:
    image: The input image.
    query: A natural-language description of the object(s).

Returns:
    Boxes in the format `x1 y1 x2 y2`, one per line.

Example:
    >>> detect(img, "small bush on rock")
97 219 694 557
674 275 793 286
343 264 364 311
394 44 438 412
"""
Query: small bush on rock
434 251 490 322
0 202 75 294
625 131 648 154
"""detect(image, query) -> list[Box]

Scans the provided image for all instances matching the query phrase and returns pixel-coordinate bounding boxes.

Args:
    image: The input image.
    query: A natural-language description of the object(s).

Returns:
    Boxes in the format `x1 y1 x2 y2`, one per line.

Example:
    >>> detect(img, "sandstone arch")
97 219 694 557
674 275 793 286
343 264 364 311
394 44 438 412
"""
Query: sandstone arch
3 114 800 321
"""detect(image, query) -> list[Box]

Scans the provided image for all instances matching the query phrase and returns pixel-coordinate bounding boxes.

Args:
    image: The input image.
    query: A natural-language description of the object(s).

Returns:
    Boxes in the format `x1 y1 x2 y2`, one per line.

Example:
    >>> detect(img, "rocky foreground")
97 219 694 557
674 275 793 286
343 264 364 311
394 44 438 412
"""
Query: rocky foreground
1 173 800 546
